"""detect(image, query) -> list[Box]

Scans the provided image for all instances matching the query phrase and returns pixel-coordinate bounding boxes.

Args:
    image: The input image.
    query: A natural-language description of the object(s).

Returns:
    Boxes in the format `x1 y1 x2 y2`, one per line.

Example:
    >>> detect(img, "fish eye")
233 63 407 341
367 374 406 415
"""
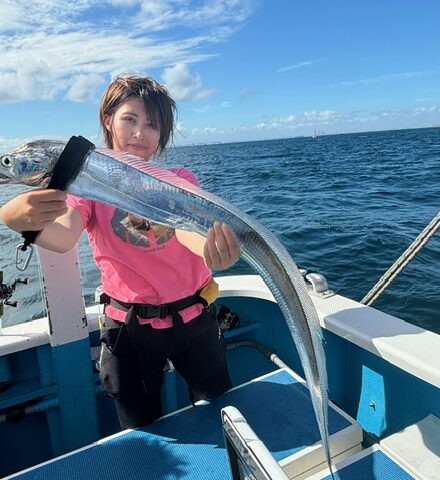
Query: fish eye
1 156 12 167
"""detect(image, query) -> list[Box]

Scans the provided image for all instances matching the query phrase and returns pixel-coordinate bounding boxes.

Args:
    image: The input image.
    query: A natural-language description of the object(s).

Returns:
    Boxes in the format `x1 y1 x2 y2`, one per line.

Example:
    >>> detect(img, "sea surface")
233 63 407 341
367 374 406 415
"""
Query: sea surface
0 127 439 333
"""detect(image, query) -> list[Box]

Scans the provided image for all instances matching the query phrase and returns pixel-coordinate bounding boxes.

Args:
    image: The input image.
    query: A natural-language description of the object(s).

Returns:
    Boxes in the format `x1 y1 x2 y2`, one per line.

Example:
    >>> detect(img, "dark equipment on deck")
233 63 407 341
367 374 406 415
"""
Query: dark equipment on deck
0 270 29 316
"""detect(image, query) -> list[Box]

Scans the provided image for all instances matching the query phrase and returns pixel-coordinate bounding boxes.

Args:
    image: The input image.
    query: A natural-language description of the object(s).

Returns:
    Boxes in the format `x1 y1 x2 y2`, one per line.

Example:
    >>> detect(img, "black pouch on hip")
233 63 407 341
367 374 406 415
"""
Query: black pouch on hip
216 305 239 332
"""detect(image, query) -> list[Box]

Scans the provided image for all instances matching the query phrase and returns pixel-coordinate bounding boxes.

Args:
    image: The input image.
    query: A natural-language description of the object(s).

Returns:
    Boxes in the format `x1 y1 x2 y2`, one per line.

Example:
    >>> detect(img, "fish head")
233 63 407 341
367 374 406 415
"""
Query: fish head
0 140 66 186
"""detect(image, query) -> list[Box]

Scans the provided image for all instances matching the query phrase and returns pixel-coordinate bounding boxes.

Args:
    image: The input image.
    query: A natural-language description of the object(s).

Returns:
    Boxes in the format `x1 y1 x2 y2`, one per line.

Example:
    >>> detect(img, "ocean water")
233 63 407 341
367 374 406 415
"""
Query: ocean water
0 128 439 333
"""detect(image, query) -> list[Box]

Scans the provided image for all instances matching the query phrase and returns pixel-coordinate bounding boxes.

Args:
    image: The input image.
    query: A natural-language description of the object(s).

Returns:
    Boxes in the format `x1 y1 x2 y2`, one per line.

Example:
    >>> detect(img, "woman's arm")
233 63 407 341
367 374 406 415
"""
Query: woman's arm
36 207 84 253
0 189 84 253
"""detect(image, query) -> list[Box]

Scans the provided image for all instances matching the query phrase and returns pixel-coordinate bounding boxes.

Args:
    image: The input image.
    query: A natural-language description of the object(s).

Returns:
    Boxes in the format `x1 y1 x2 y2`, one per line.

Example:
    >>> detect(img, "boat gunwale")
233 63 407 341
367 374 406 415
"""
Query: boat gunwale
1 274 440 390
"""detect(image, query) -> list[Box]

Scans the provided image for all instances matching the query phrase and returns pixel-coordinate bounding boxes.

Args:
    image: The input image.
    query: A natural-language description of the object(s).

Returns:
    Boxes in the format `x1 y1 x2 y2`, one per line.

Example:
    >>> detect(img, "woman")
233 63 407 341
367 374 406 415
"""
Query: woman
0 75 240 428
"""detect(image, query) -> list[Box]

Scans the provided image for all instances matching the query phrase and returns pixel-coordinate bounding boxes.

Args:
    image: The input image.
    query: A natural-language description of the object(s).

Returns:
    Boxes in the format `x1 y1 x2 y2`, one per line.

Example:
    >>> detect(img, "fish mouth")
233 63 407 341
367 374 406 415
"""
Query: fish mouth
0 173 12 184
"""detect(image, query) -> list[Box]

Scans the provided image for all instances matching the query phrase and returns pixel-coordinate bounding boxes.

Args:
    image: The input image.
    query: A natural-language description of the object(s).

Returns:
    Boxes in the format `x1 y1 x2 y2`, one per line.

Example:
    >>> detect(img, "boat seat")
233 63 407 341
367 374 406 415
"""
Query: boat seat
6 368 362 480
221 407 420 480
380 414 440 480
306 444 416 479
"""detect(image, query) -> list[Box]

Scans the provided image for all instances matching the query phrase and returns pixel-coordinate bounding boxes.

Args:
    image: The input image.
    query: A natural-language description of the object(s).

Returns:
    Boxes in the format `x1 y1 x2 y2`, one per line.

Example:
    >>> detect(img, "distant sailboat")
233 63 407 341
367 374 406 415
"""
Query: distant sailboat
312 130 317 139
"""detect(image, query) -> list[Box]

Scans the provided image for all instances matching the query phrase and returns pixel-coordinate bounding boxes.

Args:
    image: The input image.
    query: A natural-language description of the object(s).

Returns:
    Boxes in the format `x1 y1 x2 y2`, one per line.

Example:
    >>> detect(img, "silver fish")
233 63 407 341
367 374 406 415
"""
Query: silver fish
0 139 333 473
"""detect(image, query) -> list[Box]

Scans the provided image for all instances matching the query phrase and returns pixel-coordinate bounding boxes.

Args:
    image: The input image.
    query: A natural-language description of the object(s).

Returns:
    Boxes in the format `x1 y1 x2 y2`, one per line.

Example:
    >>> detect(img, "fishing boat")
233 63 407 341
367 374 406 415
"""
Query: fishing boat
1 236 440 479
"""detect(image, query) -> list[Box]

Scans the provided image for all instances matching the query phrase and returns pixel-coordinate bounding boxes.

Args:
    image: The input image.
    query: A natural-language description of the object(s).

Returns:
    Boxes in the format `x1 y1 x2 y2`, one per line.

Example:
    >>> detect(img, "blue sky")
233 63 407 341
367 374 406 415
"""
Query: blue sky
0 0 439 151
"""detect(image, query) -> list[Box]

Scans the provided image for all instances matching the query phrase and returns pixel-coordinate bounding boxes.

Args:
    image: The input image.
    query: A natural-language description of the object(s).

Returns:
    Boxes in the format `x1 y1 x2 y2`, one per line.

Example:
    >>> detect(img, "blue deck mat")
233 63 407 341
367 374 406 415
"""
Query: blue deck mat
13 370 352 479
319 450 414 479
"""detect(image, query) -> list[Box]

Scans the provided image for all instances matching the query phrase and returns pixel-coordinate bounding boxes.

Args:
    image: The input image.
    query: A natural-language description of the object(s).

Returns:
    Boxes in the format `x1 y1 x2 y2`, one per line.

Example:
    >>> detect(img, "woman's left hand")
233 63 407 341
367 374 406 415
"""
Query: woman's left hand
203 222 240 271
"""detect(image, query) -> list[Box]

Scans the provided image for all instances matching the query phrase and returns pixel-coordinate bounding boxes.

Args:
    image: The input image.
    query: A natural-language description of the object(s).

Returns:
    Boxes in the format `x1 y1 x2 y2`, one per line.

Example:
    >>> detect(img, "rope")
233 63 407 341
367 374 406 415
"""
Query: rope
36 248 48 320
361 211 440 306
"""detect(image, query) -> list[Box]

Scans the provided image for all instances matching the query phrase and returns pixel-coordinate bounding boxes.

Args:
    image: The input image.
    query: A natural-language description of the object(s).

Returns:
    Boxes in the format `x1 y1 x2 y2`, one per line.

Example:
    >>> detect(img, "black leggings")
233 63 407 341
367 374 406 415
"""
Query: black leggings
99 305 231 429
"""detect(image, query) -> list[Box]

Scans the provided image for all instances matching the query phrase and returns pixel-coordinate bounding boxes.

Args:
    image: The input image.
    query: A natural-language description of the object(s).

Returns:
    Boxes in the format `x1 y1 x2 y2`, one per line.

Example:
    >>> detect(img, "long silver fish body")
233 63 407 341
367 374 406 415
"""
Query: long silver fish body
0 140 332 472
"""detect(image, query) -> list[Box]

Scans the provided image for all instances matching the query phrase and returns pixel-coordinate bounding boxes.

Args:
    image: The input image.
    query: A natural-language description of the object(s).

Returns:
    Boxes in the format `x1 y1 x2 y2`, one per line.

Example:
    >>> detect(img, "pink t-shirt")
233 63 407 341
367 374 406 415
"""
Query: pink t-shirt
67 167 212 328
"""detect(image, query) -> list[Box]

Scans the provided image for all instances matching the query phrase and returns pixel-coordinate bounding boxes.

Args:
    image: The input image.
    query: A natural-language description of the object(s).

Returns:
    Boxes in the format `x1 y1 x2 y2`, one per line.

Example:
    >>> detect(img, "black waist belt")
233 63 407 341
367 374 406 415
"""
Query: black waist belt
107 291 207 320
103 291 210 354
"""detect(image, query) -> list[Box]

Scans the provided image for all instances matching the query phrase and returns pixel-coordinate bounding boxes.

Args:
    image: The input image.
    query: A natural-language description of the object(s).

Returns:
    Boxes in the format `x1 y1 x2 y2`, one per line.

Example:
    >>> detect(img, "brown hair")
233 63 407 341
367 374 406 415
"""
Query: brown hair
99 75 177 155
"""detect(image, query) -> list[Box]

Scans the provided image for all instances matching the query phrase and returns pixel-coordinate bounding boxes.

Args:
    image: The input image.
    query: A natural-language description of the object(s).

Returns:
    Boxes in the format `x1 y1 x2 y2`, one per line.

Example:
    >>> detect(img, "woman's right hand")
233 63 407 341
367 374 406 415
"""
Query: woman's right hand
0 189 68 233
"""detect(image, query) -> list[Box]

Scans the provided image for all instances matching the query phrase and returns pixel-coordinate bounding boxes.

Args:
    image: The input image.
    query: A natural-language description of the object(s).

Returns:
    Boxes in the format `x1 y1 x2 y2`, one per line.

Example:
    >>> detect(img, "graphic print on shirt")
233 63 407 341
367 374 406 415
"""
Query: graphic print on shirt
111 209 175 248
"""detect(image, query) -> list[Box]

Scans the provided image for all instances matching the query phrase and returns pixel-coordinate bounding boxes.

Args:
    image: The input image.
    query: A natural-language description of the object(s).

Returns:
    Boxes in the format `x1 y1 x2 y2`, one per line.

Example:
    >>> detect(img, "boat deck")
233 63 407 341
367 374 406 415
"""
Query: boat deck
6 368 366 479
3 267 436 478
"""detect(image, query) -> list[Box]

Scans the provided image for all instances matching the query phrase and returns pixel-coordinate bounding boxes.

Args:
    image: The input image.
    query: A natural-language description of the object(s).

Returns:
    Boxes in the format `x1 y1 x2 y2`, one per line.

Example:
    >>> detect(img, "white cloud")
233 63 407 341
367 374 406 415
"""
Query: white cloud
175 105 440 144
303 110 338 121
0 1 24 32
279 115 296 123
0 0 255 103
278 58 325 73
0 30 214 102
413 106 440 115
66 74 105 102
0 136 28 154
162 63 201 101
0 56 61 102
0 132 101 154
193 100 231 112
107 0 139 4
334 70 430 87
162 63 218 102
193 88 219 101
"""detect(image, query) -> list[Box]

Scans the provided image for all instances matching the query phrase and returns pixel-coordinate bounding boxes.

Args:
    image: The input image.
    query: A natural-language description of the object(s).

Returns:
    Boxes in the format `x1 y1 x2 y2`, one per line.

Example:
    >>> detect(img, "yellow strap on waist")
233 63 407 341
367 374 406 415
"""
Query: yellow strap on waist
199 277 219 305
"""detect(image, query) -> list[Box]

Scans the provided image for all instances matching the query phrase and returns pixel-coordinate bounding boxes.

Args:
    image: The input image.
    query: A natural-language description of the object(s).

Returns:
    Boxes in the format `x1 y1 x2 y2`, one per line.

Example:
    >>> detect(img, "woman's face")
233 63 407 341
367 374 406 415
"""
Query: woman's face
104 97 160 161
